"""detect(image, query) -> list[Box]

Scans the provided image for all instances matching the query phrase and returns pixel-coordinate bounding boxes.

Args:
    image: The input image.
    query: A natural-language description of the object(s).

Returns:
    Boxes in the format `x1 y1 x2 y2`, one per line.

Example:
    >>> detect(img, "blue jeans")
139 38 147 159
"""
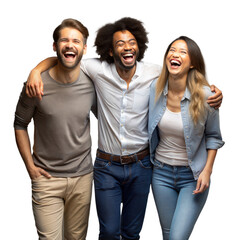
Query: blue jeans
152 161 209 240
94 153 152 240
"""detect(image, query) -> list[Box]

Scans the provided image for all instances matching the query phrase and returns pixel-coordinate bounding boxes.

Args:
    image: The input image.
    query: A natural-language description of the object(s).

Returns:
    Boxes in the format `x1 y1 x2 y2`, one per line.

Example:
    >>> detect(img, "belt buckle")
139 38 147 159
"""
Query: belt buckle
120 155 134 165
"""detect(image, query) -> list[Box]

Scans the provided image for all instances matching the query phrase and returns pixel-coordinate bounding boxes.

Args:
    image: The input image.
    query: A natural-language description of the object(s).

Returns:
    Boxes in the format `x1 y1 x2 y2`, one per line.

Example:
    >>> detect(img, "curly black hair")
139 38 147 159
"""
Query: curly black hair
95 17 148 63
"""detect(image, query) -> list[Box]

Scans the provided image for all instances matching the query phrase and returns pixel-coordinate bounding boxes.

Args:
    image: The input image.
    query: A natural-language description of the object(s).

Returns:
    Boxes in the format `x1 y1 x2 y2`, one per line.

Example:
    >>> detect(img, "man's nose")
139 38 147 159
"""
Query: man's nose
124 43 132 50
66 41 74 48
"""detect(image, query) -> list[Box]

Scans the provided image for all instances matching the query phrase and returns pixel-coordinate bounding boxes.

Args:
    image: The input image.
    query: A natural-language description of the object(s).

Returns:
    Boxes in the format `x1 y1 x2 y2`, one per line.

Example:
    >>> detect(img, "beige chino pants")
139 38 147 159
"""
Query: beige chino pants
31 172 93 240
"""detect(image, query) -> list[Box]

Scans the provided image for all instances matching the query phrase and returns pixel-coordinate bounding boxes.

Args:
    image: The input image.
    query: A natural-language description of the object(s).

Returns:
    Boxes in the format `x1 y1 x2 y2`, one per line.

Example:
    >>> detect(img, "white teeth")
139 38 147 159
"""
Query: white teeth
171 60 181 65
171 60 180 64
65 52 75 55
123 54 133 57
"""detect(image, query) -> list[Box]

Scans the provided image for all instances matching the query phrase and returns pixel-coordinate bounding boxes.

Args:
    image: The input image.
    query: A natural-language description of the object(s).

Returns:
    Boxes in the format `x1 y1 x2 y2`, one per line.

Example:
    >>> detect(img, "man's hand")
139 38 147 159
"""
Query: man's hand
207 85 223 109
29 166 51 180
25 57 58 100
26 69 44 100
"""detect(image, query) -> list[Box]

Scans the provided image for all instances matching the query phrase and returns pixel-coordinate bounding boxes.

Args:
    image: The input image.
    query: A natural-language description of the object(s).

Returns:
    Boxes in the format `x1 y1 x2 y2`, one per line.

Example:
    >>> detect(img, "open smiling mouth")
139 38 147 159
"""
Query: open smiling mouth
170 59 181 67
122 53 134 63
64 51 76 60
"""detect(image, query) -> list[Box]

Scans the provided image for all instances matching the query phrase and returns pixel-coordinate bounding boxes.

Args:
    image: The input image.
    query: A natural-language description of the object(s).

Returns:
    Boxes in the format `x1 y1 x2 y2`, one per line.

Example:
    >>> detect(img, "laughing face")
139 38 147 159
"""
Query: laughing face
166 40 193 79
54 27 86 69
110 30 139 71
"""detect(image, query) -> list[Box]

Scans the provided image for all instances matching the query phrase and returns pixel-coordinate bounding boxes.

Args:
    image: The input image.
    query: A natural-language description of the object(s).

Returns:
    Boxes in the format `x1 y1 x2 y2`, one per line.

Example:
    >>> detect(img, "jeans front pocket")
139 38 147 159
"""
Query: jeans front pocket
138 156 152 169
94 158 111 170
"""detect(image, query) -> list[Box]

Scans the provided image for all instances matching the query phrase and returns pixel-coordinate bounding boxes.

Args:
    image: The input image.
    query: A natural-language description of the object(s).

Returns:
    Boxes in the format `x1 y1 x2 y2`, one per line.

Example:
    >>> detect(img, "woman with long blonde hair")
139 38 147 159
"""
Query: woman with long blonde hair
148 36 224 239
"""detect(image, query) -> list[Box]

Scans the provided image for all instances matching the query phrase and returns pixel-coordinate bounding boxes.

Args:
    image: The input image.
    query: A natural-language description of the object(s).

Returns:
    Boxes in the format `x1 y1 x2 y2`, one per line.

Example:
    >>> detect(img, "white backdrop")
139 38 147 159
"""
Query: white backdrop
1 0 238 239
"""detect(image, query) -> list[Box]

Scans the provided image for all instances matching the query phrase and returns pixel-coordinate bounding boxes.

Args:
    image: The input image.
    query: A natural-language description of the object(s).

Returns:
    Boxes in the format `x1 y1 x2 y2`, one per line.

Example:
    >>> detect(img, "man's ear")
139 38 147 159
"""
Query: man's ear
53 42 57 52
109 49 113 57
83 44 87 55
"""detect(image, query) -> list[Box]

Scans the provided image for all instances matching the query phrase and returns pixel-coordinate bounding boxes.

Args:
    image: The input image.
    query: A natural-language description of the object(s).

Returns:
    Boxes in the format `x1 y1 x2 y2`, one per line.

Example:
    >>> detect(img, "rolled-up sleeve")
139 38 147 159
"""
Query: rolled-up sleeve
205 106 225 149
14 83 36 130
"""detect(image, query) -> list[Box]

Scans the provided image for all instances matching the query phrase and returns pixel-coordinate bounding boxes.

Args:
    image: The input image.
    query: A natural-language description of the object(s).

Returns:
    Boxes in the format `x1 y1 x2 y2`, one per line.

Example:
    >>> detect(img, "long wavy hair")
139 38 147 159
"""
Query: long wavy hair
155 36 210 124
94 17 148 63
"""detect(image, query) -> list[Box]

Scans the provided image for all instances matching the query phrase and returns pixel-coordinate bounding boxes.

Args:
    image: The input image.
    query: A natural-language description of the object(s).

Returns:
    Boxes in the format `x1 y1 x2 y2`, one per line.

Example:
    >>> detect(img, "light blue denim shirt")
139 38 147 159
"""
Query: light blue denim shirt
148 79 224 179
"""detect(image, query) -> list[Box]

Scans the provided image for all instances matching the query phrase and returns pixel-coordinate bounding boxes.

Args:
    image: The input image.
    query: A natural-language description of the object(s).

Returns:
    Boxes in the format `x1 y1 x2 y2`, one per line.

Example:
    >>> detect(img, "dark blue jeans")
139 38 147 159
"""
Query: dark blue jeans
94 153 152 240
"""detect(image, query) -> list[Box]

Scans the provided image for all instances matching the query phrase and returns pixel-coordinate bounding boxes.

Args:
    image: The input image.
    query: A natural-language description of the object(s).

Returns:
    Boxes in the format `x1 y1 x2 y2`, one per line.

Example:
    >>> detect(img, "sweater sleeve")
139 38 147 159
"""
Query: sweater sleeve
14 82 36 130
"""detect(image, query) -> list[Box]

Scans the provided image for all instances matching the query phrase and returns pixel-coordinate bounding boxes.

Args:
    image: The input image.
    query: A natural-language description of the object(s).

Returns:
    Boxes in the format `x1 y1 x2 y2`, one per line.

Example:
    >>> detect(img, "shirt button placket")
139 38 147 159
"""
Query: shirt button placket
120 91 127 155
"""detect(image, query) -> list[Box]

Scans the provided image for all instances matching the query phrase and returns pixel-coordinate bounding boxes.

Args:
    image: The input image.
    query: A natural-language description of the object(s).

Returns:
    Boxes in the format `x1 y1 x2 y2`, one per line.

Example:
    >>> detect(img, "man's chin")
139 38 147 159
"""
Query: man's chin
120 61 136 70
123 65 135 70
59 58 82 70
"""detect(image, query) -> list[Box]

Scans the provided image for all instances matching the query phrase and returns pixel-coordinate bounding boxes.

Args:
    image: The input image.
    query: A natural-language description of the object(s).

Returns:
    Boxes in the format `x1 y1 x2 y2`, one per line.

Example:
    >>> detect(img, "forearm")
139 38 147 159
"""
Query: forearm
15 129 51 179
32 57 58 74
203 149 217 174
15 129 35 175
193 149 217 194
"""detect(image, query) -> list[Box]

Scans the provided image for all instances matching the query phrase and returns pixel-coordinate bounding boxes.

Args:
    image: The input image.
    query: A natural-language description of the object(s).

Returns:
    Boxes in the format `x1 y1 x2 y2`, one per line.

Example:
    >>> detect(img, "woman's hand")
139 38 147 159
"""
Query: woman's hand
193 169 211 195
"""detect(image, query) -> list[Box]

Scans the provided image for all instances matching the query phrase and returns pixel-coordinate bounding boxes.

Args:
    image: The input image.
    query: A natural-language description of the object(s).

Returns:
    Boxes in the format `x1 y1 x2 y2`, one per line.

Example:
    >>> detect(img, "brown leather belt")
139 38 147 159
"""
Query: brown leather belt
96 148 149 165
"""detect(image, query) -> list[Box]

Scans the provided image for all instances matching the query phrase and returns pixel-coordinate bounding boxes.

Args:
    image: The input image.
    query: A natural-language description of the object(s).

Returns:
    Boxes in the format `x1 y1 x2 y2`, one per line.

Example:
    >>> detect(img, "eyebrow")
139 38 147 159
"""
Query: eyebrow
170 46 188 52
115 38 136 44
59 37 82 42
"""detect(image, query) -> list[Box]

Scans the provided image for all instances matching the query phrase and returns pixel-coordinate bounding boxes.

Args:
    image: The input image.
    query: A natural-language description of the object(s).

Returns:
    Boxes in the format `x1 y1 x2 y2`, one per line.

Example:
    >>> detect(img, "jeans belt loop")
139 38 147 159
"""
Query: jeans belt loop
110 154 113 164
134 153 138 162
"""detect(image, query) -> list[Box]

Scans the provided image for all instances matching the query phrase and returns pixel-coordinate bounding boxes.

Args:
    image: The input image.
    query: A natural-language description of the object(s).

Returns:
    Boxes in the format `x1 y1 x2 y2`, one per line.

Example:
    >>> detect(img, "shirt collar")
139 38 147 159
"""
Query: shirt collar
163 80 191 100
111 61 143 81
134 61 143 79
184 87 191 100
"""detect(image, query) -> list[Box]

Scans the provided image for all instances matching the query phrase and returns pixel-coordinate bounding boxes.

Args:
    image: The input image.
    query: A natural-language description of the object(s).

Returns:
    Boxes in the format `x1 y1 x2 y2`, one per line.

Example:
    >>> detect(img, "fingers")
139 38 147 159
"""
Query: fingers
210 84 216 92
36 82 43 100
26 70 44 100
40 82 44 95
193 179 209 195
207 94 223 110
207 92 222 101
207 95 223 109
193 180 201 194
26 82 43 100
26 83 34 98
213 103 221 110
40 169 52 179
207 85 223 109
31 168 51 180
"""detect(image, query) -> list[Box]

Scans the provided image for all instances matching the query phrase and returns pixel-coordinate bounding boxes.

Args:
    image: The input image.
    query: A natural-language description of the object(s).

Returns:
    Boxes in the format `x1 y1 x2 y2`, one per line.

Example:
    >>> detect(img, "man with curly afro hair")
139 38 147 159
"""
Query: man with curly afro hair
94 17 148 64
82 18 161 240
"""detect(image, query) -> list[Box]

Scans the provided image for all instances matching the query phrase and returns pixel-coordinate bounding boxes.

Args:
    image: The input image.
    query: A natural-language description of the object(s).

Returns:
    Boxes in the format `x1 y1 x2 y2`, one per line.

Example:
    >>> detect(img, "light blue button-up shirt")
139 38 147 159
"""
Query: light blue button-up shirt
148 79 224 179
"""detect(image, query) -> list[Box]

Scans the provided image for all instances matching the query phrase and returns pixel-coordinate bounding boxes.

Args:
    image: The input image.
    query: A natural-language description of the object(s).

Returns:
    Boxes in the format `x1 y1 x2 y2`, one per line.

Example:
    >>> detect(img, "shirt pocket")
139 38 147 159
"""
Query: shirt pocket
133 89 150 113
